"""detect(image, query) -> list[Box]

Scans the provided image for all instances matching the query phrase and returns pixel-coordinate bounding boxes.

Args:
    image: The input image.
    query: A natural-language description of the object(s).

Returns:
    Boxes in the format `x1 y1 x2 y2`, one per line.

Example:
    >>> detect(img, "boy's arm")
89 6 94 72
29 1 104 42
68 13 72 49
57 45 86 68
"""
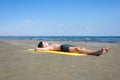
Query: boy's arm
35 48 49 51
35 47 54 51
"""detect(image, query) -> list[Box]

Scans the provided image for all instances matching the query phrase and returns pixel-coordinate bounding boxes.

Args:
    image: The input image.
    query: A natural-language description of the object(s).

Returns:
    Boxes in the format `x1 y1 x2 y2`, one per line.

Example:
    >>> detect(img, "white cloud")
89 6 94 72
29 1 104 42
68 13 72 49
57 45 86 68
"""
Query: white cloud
24 20 33 23
59 24 64 26
23 20 36 25
59 23 73 27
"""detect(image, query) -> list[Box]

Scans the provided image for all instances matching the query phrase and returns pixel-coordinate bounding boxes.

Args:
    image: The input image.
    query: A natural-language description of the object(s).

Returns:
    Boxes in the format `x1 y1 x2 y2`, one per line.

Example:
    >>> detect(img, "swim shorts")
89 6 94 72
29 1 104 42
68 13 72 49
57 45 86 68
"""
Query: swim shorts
60 44 75 52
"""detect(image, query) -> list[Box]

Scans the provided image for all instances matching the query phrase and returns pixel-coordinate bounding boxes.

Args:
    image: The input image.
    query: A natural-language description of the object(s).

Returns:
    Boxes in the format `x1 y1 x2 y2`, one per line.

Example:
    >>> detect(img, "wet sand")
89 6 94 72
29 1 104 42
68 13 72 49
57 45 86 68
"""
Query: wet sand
0 39 120 80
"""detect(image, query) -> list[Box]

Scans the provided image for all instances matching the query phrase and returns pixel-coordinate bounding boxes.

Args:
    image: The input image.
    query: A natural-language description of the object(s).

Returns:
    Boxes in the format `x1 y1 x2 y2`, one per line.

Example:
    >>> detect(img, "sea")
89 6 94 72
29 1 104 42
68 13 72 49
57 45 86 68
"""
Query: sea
0 36 120 43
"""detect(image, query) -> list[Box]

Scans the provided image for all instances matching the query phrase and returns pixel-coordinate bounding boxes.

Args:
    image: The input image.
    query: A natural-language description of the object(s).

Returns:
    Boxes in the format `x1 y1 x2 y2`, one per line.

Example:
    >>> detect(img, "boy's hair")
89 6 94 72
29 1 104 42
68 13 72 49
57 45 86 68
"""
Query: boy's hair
38 41 43 48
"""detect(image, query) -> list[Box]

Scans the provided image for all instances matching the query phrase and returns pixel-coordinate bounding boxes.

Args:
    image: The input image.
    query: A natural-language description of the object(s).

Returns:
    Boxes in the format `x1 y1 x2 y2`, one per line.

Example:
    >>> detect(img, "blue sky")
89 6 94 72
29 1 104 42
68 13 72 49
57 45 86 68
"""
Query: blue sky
0 0 120 36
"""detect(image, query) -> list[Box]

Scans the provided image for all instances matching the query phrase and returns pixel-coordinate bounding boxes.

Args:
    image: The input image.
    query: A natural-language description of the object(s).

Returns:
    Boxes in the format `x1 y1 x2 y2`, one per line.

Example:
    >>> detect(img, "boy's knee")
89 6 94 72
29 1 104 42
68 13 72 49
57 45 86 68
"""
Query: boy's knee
74 47 80 50
75 47 85 50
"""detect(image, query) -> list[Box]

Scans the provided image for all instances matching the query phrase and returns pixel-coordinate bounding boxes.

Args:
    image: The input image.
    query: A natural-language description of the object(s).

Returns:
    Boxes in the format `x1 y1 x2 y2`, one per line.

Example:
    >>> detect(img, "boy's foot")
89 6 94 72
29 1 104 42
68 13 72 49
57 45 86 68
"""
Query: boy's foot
92 48 110 56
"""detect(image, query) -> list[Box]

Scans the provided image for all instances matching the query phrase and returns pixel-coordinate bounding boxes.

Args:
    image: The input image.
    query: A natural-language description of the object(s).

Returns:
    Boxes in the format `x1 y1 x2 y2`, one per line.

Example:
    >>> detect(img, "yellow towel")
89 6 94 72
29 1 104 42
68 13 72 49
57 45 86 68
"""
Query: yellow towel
29 49 87 56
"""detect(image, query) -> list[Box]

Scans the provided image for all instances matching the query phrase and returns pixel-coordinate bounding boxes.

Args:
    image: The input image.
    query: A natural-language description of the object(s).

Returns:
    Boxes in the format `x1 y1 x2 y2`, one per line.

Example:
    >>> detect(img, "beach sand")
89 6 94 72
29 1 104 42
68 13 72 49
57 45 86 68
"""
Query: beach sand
0 39 120 80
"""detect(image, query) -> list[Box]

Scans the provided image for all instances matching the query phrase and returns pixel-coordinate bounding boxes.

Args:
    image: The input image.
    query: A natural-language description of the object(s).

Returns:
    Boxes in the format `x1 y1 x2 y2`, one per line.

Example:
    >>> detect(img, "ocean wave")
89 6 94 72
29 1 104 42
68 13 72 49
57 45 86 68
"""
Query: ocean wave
0 36 120 43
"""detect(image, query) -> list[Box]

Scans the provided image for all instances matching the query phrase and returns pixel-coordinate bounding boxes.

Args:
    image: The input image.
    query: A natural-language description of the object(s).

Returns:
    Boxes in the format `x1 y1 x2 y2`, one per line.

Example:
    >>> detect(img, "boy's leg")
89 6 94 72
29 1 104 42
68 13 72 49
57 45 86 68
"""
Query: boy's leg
69 47 97 54
69 47 110 56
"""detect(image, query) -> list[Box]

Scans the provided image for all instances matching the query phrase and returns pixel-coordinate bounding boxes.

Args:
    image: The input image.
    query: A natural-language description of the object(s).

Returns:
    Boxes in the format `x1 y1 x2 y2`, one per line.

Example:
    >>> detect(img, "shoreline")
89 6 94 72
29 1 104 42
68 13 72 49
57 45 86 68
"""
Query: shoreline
0 36 120 43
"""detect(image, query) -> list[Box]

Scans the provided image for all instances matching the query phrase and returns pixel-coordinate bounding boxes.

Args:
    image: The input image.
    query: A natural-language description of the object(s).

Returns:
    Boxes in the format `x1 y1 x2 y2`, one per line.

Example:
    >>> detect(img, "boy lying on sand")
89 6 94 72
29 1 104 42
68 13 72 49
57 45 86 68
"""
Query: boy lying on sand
35 41 110 56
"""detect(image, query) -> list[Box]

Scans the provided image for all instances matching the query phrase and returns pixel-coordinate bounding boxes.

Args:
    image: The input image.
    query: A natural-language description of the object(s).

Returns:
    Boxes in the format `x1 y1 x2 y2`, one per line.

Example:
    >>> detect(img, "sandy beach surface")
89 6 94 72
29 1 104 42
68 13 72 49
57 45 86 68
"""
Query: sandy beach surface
0 39 120 80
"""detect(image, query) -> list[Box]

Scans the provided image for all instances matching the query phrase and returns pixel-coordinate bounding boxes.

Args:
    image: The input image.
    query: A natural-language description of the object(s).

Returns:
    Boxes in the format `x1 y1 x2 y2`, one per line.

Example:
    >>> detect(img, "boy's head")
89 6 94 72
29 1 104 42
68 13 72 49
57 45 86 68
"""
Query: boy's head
38 41 49 48
38 41 43 48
